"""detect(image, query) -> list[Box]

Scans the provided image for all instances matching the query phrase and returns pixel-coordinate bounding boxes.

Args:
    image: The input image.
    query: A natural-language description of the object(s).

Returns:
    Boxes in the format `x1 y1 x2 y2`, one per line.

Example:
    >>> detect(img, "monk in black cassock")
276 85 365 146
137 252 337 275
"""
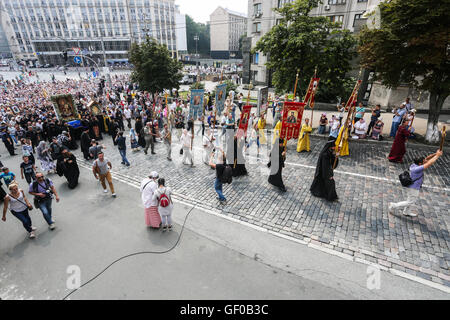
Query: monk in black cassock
232 135 247 177
268 138 287 192
310 141 339 201
80 128 92 160
135 117 146 148
56 148 80 189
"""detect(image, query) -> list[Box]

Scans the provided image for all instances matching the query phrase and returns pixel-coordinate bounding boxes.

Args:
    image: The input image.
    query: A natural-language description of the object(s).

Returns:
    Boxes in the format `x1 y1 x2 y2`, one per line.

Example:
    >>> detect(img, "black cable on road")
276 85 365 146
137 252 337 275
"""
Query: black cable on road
62 205 195 300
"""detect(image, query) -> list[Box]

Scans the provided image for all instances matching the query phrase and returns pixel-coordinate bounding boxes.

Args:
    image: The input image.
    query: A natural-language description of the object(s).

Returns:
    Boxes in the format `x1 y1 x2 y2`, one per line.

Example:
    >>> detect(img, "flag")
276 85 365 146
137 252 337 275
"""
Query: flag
189 89 205 119
303 77 320 106
280 102 305 141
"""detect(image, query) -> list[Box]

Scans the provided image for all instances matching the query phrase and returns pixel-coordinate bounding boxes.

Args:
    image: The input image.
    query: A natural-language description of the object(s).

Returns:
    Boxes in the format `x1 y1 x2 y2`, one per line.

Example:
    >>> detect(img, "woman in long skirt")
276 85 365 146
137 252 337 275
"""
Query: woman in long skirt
388 120 412 163
36 141 56 174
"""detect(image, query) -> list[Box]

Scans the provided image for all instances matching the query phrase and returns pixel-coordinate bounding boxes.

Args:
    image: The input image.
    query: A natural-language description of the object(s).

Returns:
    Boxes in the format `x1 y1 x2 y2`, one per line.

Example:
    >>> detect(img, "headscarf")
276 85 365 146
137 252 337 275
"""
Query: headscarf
36 141 48 159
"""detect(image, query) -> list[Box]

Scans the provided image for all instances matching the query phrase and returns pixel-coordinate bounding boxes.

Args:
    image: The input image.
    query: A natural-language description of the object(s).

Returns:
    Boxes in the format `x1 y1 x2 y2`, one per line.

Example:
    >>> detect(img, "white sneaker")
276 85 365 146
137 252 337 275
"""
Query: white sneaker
403 212 418 217
112 193 117 198
31 226 37 231
29 231 36 239
103 189 108 193
49 223 56 230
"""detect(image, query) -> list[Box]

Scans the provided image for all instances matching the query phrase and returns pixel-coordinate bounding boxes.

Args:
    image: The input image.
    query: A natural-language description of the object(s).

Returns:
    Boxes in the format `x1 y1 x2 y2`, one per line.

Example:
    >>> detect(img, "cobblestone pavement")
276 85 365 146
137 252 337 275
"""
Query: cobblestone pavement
74 124 450 288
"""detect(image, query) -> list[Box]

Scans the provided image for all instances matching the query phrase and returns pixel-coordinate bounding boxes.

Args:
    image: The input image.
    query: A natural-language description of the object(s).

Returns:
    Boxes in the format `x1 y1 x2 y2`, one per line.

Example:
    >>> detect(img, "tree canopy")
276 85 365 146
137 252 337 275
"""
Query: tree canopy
128 39 183 94
186 15 210 56
253 0 357 103
358 0 450 142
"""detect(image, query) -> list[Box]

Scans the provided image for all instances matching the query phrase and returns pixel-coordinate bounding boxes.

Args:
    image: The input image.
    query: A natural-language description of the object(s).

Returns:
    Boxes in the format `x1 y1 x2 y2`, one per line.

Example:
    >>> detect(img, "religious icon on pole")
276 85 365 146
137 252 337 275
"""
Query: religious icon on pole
303 77 320 105
87 100 102 116
215 83 227 116
346 80 362 110
238 105 252 136
280 102 305 141
189 89 205 119
51 94 79 121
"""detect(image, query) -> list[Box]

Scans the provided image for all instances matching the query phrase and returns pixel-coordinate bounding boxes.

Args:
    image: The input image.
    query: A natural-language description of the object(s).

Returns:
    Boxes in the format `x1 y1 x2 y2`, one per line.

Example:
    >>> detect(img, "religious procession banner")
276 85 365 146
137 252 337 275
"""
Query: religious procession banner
189 89 205 119
87 100 102 116
238 105 252 135
345 80 362 109
280 102 305 141
51 94 79 122
215 83 227 116
303 77 320 106
257 86 269 116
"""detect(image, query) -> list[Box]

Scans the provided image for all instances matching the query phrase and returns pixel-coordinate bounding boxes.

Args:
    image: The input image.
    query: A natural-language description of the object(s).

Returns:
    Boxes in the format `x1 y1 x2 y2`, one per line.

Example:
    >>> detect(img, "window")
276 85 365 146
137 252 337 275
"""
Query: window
328 0 346 4
253 3 262 16
353 14 363 27
252 52 259 64
329 15 344 24
252 22 261 33
277 0 293 8
357 0 368 2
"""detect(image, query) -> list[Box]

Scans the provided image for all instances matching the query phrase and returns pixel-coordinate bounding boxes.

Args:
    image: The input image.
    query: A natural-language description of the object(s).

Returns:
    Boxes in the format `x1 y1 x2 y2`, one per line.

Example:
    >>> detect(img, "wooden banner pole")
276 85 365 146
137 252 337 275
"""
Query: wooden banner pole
440 126 447 151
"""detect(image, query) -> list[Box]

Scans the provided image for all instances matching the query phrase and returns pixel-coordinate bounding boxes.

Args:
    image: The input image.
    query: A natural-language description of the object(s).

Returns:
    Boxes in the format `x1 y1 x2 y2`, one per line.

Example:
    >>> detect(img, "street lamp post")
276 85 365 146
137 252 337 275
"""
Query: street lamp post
194 35 199 56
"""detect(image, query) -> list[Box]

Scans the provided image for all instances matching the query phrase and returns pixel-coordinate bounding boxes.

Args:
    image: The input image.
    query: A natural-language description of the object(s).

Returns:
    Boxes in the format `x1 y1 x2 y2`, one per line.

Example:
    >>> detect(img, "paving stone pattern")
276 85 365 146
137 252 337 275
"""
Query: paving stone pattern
75 125 450 287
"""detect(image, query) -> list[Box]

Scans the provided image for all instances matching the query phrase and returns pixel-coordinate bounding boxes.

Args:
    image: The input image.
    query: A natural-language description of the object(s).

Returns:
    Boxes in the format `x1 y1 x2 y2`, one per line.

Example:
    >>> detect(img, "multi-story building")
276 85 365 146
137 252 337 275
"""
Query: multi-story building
210 6 247 60
0 0 186 66
245 0 374 86
0 22 12 59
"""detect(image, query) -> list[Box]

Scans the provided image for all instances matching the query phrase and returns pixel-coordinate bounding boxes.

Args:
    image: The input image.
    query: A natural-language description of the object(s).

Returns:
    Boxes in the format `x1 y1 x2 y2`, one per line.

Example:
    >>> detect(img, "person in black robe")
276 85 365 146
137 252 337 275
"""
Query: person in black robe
135 117 146 148
90 116 103 140
80 128 92 160
96 114 106 133
110 120 119 146
268 138 286 192
310 141 339 201
232 135 247 177
57 148 80 189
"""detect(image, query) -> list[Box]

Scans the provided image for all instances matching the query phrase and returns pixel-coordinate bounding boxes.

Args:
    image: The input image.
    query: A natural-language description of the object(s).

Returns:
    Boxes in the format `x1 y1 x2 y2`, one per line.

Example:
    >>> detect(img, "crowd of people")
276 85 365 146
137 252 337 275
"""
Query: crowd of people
0 70 442 239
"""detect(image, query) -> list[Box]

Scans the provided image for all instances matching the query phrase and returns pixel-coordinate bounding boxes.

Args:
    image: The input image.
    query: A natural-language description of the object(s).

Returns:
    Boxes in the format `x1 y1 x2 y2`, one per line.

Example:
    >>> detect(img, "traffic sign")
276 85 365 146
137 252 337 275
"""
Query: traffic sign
72 47 81 55
74 56 82 64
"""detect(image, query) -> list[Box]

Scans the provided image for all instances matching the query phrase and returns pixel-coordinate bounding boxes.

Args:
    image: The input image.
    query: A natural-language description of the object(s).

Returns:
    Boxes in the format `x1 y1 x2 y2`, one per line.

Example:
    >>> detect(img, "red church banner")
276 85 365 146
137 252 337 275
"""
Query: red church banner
238 105 252 135
345 80 362 109
303 77 320 105
280 102 305 141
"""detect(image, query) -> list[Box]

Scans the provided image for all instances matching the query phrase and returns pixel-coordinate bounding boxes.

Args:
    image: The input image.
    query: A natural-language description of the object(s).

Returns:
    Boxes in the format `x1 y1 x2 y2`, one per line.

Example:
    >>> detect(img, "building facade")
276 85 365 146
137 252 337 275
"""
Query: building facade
0 0 186 66
210 6 247 60
245 0 374 86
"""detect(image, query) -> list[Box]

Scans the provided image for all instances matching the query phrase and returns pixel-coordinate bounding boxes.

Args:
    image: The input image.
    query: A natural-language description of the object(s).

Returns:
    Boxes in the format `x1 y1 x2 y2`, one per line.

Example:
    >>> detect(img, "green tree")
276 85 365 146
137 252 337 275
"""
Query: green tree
358 0 449 143
253 0 357 103
128 39 183 94
186 15 210 56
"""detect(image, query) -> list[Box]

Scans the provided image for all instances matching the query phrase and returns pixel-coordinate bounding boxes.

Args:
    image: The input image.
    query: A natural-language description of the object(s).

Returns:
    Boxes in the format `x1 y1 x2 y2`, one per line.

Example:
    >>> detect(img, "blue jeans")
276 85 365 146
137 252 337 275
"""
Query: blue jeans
390 121 400 137
12 209 33 232
38 198 53 225
214 178 226 201
119 149 130 166
10 134 18 144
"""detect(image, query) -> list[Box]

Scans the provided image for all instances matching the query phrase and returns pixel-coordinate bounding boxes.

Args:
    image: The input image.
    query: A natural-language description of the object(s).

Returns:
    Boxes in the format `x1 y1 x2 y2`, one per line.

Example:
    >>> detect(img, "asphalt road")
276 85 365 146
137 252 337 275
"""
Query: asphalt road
0 151 448 299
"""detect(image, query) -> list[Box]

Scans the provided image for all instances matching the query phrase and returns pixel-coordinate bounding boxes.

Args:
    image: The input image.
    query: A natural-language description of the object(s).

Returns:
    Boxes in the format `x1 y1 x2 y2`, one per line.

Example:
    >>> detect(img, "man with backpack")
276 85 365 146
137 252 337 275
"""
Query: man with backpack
389 150 442 217
28 172 60 230
209 149 232 203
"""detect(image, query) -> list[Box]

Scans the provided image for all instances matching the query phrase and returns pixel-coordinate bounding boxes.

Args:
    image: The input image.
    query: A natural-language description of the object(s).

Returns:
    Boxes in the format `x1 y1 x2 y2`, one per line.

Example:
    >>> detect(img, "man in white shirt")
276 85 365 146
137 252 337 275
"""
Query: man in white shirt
124 106 132 129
